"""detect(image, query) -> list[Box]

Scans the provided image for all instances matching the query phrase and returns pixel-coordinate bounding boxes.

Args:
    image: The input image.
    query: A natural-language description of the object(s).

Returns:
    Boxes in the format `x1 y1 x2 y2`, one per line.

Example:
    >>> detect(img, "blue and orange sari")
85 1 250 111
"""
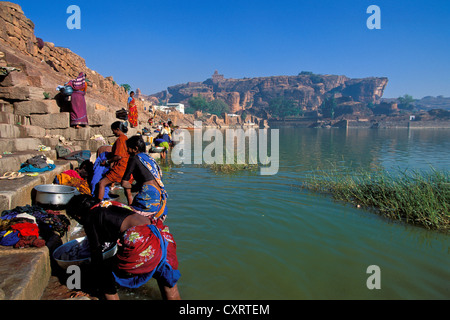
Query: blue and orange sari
131 153 168 220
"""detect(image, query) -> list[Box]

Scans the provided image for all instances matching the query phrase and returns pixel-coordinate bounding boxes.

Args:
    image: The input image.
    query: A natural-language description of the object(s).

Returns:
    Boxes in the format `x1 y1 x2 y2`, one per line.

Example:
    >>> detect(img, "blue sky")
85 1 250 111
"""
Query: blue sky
14 0 450 99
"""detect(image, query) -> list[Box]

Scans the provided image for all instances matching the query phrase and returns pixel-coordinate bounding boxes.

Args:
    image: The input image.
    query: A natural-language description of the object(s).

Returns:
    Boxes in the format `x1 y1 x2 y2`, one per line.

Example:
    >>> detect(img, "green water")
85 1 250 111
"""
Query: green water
119 128 450 300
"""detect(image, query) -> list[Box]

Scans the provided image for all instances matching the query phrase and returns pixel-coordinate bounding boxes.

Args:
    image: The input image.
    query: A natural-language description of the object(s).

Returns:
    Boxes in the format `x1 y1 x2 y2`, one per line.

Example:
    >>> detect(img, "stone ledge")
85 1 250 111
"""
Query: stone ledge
0 149 57 175
0 160 75 212
0 246 51 300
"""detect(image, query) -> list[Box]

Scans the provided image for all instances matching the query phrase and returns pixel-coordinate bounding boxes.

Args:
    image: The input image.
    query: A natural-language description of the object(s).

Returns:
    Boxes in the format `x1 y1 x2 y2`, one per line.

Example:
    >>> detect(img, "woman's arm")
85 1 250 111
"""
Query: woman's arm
121 157 136 205
84 221 118 298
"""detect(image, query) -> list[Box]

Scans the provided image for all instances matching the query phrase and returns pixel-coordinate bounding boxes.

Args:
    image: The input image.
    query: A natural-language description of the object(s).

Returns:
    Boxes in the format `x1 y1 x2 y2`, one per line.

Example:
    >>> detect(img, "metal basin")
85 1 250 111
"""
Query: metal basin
34 184 80 206
52 237 118 270
151 146 165 153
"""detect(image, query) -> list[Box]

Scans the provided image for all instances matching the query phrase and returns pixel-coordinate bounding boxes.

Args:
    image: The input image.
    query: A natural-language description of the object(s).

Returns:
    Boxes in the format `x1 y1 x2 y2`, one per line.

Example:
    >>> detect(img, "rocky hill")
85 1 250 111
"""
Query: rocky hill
413 96 450 111
0 1 158 156
149 70 389 115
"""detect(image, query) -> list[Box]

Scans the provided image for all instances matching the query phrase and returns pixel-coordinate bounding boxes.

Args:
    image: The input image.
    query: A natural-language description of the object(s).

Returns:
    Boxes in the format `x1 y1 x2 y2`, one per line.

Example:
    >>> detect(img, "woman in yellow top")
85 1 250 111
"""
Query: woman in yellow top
97 121 130 200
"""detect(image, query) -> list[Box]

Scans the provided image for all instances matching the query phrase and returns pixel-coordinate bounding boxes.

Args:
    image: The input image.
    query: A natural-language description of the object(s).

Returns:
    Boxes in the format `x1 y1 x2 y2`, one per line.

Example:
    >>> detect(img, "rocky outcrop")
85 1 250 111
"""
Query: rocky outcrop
0 1 159 157
0 1 131 107
150 71 388 115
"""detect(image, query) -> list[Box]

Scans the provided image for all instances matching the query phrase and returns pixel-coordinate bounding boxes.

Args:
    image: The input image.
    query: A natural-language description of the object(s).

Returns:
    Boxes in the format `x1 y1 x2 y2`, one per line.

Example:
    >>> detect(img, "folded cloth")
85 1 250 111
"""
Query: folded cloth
19 164 56 173
15 213 37 224
14 236 45 248
24 155 48 169
11 222 40 238
0 231 20 246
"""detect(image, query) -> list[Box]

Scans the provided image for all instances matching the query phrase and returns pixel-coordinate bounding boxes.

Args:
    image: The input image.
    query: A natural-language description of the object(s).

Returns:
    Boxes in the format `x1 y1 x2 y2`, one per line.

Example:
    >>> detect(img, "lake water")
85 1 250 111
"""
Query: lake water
119 127 450 300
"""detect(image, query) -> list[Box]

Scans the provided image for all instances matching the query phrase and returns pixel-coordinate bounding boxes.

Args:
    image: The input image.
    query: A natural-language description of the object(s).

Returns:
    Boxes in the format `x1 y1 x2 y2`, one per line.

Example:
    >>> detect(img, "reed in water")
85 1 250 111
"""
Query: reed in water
302 166 450 231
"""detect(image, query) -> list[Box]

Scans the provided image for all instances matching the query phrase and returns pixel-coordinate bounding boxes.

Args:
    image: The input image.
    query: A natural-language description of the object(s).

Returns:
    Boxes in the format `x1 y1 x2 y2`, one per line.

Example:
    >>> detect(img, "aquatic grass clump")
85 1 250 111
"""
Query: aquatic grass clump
302 166 450 231
201 161 259 174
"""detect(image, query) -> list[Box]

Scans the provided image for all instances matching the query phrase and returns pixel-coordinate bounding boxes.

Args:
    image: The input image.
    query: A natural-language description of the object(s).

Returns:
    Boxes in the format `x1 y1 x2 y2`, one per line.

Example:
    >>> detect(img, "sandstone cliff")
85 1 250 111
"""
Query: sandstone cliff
149 70 388 115
0 1 158 151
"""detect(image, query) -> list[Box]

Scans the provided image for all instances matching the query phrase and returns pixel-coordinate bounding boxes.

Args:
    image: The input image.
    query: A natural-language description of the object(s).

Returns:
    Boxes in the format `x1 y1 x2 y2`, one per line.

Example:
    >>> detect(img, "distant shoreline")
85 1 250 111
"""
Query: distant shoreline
268 119 450 129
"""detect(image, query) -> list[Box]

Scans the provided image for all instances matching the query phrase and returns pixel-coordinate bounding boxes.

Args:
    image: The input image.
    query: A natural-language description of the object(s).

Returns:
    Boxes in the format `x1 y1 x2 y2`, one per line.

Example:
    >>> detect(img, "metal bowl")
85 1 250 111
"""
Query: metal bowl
52 237 118 270
34 184 80 206
151 146 165 153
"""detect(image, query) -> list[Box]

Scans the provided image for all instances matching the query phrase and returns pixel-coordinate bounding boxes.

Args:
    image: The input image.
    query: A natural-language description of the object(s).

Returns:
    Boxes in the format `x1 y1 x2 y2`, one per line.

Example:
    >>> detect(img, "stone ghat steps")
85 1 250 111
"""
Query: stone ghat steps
0 160 78 300
0 246 52 300
0 149 57 176
0 160 76 212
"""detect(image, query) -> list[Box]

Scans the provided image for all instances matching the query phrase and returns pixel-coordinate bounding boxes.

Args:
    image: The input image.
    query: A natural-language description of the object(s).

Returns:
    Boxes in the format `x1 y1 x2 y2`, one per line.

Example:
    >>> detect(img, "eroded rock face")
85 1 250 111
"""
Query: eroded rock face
0 1 131 108
151 72 388 114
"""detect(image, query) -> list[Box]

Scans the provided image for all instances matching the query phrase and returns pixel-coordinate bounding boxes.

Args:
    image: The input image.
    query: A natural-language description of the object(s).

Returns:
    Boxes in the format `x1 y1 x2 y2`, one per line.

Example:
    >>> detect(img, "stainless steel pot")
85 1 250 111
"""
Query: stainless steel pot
34 184 80 206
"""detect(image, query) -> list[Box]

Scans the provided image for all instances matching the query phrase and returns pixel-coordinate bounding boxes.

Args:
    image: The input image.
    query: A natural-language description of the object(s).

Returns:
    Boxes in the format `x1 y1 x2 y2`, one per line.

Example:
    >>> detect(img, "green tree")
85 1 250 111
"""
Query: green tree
121 84 132 93
321 97 337 119
397 94 415 110
188 95 230 116
188 94 209 112
241 110 248 122
207 99 229 116
268 97 300 119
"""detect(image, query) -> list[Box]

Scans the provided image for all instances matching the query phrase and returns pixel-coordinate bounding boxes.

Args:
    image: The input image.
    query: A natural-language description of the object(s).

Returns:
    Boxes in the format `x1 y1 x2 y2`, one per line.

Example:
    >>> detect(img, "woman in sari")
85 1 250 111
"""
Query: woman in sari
121 136 168 220
66 194 181 300
97 121 130 201
154 123 172 160
128 91 138 128
68 72 88 128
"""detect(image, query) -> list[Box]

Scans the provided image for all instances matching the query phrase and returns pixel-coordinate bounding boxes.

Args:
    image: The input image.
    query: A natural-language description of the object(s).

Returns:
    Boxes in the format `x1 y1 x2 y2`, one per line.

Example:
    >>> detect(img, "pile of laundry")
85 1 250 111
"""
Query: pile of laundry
19 155 56 173
0 205 71 249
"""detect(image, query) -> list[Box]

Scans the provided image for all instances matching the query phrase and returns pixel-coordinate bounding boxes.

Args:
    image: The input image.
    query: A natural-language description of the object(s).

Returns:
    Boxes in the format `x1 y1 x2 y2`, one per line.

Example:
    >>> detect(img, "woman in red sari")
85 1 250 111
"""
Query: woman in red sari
68 72 89 128
128 91 138 128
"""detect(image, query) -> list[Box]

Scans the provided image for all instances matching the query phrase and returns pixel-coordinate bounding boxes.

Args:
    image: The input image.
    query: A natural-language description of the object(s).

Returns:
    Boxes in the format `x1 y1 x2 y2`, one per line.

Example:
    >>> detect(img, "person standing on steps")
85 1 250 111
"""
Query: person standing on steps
128 91 138 128
68 72 89 129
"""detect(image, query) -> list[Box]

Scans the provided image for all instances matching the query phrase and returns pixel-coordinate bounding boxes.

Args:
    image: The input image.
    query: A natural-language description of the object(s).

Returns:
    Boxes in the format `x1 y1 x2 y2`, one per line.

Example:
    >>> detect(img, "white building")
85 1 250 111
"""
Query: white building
154 103 185 114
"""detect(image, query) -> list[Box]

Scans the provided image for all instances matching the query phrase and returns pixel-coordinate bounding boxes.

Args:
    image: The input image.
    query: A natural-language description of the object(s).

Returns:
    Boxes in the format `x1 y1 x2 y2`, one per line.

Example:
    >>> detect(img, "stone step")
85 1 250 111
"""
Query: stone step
0 123 42 139
0 111 30 126
0 160 73 212
0 123 24 138
14 100 60 116
0 137 43 153
0 160 75 300
0 149 57 175
0 86 46 101
0 246 51 300
0 111 14 124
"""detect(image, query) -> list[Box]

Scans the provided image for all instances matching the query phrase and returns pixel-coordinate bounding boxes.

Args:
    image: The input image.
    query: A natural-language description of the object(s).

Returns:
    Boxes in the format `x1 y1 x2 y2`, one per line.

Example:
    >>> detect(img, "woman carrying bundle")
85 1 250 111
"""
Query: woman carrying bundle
68 72 88 129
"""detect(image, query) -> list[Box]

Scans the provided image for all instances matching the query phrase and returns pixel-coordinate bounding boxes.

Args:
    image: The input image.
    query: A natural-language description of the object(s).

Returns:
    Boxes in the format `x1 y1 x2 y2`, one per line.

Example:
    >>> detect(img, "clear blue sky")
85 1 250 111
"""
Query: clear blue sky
14 0 450 99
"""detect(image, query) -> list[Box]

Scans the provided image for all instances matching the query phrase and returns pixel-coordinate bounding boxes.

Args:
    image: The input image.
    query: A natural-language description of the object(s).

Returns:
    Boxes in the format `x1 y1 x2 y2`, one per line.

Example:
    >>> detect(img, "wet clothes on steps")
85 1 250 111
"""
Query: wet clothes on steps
0 205 71 249
18 155 56 173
